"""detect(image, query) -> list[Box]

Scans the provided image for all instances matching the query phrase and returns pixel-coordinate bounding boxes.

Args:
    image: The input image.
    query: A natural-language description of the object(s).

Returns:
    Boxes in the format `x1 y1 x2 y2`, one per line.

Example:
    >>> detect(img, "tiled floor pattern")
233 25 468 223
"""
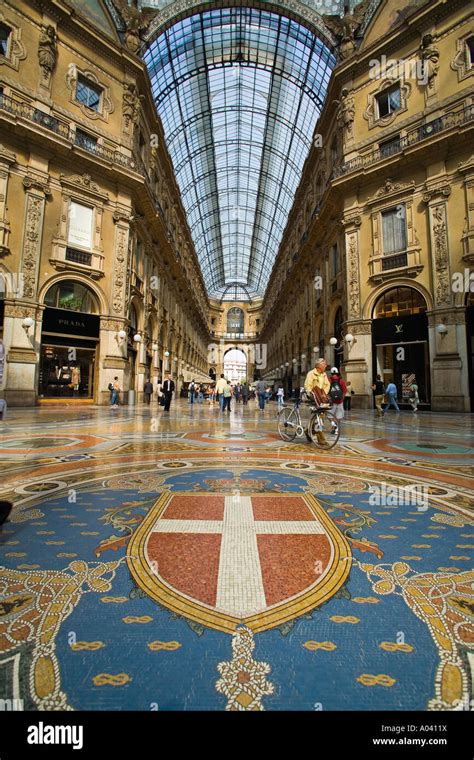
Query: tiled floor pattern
0 400 473 711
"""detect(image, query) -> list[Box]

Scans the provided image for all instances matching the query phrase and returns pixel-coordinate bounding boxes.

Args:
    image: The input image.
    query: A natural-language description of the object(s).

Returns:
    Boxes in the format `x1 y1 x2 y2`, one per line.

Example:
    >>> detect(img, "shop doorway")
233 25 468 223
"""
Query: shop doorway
372 287 430 408
466 294 474 411
40 281 100 402
374 342 430 404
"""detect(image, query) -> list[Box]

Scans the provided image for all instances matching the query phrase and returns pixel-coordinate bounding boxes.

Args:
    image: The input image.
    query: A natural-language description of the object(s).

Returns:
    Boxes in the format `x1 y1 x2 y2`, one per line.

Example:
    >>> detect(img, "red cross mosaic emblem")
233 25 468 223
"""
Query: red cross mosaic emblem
128 492 351 633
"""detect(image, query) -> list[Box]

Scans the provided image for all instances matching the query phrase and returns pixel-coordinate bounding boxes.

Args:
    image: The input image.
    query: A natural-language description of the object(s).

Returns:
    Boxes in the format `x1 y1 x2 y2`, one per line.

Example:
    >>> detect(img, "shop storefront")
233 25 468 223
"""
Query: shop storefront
39 282 100 401
372 287 430 408
466 294 474 412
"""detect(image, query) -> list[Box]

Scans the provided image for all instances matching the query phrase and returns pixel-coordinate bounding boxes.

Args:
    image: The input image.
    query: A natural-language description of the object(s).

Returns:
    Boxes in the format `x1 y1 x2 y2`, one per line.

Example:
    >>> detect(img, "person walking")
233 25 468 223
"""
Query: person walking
409 376 419 413
328 368 346 434
197 384 204 404
162 374 175 412
343 381 354 410
110 377 120 408
215 373 227 411
304 358 331 445
256 378 266 411
144 379 153 405
188 379 195 404
241 382 249 405
222 380 232 412
276 385 284 410
384 380 400 414
372 374 385 417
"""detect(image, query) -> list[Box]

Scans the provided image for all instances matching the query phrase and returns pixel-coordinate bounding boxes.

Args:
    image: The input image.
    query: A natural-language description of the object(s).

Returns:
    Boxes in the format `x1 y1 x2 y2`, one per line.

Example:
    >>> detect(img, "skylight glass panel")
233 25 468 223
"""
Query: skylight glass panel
144 7 335 300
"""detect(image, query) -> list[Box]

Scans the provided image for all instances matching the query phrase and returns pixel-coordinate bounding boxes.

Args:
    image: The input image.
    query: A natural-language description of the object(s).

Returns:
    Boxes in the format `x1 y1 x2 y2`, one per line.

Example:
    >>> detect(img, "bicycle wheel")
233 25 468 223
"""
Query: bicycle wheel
309 409 340 449
278 407 299 441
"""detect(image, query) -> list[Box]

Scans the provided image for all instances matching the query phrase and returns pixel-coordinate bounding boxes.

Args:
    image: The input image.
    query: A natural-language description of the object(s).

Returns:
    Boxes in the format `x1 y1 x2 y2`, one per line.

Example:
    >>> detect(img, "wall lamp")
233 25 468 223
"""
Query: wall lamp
22 316 34 335
436 324 448 336
133 333 142 343
116 329 127 345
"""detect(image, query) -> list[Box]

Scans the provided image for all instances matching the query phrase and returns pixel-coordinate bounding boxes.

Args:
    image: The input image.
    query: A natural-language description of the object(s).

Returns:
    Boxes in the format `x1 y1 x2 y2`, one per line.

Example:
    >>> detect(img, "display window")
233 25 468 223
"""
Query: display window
39 344 96 399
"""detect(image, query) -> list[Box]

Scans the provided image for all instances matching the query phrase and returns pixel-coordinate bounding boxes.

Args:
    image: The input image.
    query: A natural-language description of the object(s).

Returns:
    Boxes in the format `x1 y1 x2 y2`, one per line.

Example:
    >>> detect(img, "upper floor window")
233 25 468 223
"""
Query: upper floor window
68 201 93 250
467 36 474 68
376 84 401 119
227 307 244 333
76 75 102 112
0 23 11 56
382 206 406 254
330 244 340 278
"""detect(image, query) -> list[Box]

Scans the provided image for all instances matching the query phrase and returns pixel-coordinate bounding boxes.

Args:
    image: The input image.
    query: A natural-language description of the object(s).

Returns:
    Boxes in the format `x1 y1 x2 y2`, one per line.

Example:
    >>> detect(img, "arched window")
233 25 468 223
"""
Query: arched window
334 307 343 341
44 280 98 313
373 287 427 318
129 304 138 331
227 307 244 334
318 323 325 358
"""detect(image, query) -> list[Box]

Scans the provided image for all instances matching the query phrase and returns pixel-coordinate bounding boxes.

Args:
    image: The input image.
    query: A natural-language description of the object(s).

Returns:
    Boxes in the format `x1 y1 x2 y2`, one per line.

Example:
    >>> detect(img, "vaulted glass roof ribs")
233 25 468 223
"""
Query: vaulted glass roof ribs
144 8 335 301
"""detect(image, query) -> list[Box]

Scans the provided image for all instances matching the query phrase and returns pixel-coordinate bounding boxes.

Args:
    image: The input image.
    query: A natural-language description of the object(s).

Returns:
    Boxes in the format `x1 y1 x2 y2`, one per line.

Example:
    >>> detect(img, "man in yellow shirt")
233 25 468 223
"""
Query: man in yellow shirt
304 358 331 445
304 358 331 399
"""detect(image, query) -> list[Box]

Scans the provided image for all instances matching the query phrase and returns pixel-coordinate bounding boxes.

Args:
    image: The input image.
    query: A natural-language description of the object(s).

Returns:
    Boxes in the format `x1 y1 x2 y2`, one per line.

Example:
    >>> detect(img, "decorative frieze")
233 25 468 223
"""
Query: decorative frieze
21 176 51 300
431 204 451 306
112 218 130 315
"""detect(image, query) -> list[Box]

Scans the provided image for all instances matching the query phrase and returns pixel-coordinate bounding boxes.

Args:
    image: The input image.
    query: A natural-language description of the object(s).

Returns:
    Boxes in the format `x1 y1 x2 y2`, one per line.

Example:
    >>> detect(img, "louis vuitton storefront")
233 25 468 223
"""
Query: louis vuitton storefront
371 287 430 408
39 281 100 401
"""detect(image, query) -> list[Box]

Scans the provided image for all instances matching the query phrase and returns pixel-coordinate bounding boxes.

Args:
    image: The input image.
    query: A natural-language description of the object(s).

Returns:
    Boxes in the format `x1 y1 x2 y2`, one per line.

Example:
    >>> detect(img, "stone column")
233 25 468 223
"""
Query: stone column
3 175 51 406
99 210 132 405
340 211 372 408
422 182 468 410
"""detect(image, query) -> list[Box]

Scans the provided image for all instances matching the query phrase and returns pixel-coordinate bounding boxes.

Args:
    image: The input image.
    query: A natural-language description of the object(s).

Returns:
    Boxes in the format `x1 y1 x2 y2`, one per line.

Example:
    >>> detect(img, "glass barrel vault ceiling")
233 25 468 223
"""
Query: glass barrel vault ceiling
144 8 336 301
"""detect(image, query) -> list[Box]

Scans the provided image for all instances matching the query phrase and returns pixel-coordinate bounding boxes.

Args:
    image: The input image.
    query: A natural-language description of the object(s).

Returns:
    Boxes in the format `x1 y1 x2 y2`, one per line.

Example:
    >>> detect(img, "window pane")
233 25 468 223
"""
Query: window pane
76 76 102 111
0 24 10 56
68 202 93 249
382 207 406 254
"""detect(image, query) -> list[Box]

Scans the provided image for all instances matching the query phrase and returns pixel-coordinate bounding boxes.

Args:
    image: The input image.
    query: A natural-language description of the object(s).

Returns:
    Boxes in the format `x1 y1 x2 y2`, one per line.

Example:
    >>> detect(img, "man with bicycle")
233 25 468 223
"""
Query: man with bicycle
304 358 331 445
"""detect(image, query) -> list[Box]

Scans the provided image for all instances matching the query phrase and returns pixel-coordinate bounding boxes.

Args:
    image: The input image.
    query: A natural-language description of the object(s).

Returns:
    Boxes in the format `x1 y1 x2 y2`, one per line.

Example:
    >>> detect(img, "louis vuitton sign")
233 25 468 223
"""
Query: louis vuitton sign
372 313 428 344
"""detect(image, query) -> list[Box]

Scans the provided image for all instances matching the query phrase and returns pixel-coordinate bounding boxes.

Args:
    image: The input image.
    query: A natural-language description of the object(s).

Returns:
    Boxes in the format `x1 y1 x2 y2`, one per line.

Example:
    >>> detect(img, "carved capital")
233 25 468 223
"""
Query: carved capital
23 175 51 196
422 182 451 204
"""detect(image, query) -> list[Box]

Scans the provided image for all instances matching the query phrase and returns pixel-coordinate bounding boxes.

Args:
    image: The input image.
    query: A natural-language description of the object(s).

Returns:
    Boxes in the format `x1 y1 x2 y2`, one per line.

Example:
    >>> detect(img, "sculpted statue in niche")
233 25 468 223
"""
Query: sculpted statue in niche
112 0 158 54
38 25 57 79
419 34 439 92
335 88 355 136
123 83 143 130
323 1 370 60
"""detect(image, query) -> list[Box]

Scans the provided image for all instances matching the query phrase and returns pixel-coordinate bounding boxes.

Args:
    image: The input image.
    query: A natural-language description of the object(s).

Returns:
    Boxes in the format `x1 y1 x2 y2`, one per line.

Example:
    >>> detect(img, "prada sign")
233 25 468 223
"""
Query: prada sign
372 313 428 344
43 307 100 338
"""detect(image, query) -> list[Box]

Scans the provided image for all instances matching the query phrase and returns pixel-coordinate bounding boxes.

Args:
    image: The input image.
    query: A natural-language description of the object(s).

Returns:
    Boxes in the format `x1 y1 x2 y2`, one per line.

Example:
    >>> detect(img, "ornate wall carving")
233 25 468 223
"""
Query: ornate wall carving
21 177 51 300
112 217 130 315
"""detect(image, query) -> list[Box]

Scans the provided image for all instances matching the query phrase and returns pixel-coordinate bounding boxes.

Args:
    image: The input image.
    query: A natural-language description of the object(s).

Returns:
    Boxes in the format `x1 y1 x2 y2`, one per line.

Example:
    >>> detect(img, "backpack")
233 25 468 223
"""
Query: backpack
329 379 343 403
108 382 114 391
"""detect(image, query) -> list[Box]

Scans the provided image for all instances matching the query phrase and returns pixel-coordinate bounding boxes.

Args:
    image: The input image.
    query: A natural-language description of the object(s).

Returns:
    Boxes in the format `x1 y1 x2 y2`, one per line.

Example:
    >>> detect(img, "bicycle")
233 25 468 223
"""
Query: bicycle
277 393 340 449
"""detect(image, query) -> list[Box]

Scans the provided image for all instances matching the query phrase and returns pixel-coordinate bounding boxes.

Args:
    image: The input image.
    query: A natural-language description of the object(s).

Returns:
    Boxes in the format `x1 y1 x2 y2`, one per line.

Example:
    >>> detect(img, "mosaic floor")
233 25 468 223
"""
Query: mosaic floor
0 400 473 712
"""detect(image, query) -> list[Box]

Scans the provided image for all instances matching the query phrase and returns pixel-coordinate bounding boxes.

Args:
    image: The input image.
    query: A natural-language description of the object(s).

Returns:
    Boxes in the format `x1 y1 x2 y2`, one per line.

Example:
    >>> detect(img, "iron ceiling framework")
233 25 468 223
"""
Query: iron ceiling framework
144 7 336 301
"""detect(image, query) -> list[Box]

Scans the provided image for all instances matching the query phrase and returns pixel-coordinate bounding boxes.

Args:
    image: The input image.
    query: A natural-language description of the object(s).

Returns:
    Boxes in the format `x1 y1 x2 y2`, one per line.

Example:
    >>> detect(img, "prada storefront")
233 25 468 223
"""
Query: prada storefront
39 281 100 400
372 287 430 408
